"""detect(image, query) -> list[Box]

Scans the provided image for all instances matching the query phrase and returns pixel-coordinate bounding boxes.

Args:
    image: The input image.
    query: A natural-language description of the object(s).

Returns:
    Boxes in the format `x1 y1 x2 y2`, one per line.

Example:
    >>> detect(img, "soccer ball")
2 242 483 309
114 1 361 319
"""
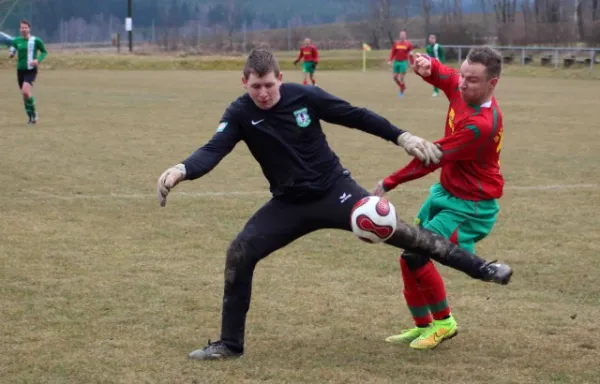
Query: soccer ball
350 196 397 243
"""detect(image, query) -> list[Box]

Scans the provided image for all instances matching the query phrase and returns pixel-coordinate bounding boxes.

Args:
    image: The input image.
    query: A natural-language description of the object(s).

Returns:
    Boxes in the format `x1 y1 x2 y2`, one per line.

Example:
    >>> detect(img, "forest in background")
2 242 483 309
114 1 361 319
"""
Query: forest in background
0 0 598 50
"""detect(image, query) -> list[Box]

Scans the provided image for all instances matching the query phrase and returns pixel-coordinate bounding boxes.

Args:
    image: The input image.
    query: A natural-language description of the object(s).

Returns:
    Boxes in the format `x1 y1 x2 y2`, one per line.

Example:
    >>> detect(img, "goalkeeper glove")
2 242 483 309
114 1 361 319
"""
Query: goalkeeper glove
397 132 442 167
157 163 186 207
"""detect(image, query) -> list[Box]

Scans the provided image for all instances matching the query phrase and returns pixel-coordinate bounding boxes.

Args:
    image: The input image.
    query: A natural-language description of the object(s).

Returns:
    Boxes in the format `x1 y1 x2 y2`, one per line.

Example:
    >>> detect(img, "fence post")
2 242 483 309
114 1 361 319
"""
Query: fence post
554 49 559 69
458 47 462 64
521 48 525 65
591 49 595 71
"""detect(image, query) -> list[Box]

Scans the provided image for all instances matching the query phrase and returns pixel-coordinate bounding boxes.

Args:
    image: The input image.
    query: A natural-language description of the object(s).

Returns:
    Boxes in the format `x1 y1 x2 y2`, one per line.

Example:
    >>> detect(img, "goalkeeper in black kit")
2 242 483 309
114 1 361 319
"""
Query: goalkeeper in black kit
156 49 513 360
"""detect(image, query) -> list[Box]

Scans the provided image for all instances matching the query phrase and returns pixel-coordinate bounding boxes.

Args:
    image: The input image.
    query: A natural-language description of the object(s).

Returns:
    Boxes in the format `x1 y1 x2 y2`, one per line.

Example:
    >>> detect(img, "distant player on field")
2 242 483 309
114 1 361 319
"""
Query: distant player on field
387 29 414 97
425 34 445 97
373 47 505 350
8 19 47 124
293 38 319 86
156 49 512 360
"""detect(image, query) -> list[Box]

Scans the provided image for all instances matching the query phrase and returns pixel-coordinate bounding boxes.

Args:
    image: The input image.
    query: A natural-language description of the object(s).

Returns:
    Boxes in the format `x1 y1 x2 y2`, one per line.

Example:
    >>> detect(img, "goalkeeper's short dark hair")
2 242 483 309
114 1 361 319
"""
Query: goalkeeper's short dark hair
243 49 280 79
466 46 502 79
20 19 31 27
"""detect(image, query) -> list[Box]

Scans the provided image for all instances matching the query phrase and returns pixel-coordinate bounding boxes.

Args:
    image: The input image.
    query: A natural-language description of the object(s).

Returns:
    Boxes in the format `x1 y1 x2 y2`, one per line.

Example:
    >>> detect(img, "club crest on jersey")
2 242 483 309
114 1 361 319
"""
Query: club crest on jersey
216 122 228 132
293 108 311 128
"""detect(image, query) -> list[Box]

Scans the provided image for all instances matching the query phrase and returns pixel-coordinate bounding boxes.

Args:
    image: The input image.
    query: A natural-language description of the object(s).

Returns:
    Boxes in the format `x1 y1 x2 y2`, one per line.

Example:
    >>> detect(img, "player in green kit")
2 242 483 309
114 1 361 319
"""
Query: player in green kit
425 34 445 97
8 20 47 124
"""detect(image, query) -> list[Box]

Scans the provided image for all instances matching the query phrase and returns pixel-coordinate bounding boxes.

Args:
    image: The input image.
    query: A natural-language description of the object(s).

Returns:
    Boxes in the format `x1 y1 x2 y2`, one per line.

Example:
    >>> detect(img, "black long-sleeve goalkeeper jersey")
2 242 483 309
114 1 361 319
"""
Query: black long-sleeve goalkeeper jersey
182 83 405 201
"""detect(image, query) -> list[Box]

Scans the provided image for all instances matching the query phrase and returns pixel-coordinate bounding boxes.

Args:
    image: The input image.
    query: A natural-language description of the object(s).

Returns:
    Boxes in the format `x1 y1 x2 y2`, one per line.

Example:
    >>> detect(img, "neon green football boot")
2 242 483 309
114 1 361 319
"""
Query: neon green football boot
385 326 430 344
409 315 458 350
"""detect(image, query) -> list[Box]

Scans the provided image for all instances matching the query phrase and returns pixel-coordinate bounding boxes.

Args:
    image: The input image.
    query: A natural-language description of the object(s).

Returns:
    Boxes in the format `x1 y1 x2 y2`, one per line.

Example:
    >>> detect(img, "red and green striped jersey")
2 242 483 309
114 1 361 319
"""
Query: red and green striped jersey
383 58 504 201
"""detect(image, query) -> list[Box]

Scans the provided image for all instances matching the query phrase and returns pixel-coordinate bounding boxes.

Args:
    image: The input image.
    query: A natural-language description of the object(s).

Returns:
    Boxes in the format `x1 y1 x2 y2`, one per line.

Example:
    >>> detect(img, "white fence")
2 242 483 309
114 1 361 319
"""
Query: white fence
444 45 600 70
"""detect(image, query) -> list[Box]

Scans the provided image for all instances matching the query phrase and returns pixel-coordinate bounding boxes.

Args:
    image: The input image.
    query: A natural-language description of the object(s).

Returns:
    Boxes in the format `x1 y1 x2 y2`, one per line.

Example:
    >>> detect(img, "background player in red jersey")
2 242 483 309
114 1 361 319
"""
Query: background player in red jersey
373 47 505 350
293 38 319 86
387 30 414 97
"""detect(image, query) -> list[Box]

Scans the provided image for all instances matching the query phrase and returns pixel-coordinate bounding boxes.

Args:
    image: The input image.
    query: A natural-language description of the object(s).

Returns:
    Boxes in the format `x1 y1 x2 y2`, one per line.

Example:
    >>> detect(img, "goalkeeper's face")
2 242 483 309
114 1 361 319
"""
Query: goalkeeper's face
458 60 498 105
242 71 283 110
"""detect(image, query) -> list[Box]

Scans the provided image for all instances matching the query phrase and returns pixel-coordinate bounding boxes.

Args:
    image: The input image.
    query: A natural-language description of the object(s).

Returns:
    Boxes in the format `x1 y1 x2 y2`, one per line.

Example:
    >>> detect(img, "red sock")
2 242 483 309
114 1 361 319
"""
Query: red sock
414 261 451 320
303 80 308 85
311 78 316 85
400 258 432 327
400 82 406 93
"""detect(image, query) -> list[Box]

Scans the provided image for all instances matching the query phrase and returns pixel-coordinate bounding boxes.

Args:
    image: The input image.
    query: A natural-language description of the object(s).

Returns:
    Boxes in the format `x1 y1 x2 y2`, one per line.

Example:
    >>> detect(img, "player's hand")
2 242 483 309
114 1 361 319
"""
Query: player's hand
397 132 442 166
387 60 392 65
412 53 432 77
157 164 186 207
371 180 389 197
8 53 14 59
30 59 38 67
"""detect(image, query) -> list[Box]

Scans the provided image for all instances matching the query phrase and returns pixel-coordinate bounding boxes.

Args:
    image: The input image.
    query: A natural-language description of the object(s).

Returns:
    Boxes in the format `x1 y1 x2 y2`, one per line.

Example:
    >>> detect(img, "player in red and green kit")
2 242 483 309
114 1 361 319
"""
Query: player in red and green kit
293 38 319 86
373 47 505 350
387 30 414 97
8 19 47 124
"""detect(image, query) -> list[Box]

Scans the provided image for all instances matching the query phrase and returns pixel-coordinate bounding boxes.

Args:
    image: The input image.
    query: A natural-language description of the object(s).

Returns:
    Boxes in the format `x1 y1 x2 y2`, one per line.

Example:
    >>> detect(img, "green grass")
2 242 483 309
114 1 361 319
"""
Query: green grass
1 70 599 383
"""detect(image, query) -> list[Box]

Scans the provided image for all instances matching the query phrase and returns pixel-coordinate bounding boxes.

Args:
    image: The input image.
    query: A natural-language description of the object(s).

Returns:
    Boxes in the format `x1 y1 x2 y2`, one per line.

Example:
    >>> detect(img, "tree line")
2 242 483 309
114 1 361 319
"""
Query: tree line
0 0 598 48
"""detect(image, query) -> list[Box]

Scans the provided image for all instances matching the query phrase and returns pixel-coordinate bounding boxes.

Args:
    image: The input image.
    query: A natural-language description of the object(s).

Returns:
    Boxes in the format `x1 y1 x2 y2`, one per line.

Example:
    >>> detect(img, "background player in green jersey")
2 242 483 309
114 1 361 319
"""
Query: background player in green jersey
425 34 445 97
8 20 48 124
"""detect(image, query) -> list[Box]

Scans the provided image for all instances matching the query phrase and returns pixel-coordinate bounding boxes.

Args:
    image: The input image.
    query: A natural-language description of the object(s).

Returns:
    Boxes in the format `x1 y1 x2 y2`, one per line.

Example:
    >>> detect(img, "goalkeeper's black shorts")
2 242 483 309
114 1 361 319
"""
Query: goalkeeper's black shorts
232 172 370 262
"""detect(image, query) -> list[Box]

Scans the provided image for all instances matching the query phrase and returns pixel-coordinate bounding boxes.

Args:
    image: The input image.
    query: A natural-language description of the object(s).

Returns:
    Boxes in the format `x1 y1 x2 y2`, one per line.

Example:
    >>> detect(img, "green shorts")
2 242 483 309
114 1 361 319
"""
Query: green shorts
302 61 316 74
414 183 499 252
393 60 409 74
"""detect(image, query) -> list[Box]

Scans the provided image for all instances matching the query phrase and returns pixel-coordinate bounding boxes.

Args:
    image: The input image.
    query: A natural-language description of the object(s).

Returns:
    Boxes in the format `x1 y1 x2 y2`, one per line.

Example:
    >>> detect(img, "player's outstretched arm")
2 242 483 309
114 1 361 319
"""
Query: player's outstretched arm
309 86 442 166
374 117 487 194
413 53 458 98
157 112 242 207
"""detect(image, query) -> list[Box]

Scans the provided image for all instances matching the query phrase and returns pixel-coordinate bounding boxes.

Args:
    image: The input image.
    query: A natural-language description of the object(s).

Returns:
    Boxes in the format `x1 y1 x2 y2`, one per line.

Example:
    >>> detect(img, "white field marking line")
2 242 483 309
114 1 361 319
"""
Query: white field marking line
23 184 600 201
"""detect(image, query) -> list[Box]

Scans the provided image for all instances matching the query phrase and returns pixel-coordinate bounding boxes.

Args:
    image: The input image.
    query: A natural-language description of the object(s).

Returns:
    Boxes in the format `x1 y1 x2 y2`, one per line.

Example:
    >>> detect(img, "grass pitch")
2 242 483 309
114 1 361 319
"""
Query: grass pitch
1 69 599 384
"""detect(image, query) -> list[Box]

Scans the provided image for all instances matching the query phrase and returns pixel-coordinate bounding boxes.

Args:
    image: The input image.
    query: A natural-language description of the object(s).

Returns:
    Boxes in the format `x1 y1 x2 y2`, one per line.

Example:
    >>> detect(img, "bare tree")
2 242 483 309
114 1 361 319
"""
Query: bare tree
441 0 452 23
479 0 490 32
453 0 463 22
535 0 562 23
422 0 432 36
522 0 533 37
368 0 393 49
397 0 411 24
490 0 518 44
574 0 584 41
493 0 518 24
